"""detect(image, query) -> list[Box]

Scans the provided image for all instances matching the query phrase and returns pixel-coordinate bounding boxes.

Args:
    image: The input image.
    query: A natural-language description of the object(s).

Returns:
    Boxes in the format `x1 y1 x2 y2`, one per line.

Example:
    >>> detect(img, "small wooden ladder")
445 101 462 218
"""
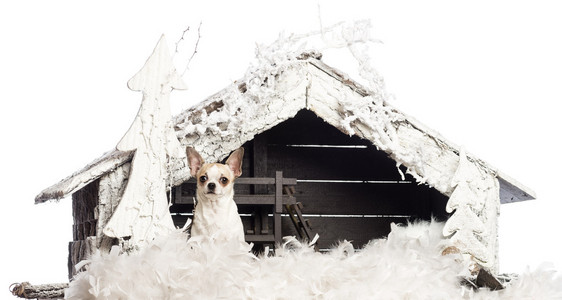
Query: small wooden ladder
284 186 316 247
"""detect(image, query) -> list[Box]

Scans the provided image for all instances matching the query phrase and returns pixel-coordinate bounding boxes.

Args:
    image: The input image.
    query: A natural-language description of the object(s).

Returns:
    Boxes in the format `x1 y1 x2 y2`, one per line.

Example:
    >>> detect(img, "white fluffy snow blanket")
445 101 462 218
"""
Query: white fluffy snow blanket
65 221 562 299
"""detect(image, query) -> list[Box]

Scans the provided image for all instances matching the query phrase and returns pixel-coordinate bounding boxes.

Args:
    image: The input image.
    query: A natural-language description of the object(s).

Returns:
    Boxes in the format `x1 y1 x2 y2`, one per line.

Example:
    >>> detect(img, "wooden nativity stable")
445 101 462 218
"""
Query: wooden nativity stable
34 36 535 280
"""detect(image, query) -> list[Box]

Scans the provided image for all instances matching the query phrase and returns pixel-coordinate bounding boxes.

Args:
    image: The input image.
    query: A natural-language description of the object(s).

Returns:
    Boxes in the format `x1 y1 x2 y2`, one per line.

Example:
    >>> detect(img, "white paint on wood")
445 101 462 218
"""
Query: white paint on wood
307 61 454 193
174 63 308 165
96 162 130 250
443 149 500 272
35 150 134 203
102 35 186 246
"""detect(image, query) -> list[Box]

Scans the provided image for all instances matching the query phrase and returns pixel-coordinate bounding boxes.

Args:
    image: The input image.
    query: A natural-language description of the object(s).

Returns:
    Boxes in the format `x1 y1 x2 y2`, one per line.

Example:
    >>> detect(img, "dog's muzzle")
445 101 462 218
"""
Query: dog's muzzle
207 182 216 194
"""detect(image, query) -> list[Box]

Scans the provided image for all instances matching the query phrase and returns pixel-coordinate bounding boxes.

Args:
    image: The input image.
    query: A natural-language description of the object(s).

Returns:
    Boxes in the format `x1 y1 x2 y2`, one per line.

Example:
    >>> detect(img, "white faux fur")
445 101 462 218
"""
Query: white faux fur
65 221 562 299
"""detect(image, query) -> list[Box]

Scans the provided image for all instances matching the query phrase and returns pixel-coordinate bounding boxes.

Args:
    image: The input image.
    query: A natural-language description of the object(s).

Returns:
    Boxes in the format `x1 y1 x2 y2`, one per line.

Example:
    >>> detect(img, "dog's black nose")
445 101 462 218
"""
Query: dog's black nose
207 182 216 191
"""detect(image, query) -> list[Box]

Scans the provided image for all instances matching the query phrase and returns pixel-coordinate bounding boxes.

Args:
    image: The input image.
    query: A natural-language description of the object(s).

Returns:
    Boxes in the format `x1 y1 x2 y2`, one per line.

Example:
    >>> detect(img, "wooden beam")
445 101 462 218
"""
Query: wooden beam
176 194 296 205
184 177 297 185
10 282 68 299
245 234 275 242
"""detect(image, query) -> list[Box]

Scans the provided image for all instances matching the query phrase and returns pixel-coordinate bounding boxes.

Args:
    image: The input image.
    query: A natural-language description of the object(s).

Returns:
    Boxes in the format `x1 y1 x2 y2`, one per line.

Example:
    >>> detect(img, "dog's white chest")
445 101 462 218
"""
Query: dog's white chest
191 198 245 242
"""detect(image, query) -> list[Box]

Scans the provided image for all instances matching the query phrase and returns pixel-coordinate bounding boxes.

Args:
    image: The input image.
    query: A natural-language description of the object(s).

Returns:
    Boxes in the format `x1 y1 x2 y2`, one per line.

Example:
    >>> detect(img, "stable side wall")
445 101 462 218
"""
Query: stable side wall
68 162 130 278
69 180 99 278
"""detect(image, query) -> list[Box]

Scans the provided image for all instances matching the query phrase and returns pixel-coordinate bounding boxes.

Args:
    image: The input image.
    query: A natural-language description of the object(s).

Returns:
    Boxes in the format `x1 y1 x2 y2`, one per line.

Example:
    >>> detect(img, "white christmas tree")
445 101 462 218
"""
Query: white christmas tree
103 35 187 247
442 149 490 265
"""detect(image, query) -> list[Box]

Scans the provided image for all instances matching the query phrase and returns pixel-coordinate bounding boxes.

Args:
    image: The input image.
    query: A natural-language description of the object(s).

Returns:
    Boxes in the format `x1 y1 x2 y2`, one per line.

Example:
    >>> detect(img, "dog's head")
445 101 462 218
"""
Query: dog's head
186 147 244 201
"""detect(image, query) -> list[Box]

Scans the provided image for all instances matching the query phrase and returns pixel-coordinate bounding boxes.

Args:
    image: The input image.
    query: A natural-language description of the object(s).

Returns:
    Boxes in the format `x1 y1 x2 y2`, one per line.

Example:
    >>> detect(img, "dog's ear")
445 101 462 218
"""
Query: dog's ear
186 147 204 177
226 147 244 178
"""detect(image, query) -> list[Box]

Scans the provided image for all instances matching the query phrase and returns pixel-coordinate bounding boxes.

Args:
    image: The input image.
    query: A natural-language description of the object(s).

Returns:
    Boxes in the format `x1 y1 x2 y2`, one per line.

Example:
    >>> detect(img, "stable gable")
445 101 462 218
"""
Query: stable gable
36 57 534 205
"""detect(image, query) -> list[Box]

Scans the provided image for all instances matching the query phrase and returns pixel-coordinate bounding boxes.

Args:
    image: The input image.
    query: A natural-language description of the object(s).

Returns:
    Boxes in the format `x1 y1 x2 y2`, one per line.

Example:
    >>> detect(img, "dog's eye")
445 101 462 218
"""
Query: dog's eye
220 177 229 185
199 175 207 183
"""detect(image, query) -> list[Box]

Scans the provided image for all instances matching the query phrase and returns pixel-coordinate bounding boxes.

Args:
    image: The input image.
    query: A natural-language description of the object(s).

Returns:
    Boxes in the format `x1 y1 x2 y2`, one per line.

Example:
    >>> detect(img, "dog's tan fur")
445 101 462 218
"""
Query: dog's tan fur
186 147 245 242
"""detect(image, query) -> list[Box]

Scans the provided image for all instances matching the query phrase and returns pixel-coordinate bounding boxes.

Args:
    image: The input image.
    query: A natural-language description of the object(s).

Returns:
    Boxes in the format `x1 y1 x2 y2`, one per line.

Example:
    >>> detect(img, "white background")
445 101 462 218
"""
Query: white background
1 1 561 295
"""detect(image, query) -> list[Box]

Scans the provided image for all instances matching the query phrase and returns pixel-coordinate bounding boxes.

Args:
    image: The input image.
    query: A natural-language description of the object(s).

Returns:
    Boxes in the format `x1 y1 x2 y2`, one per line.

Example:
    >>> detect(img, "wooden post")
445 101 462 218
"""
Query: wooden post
174 184 182 204
252 133 268 193
253 133 269 234
274 171 283 244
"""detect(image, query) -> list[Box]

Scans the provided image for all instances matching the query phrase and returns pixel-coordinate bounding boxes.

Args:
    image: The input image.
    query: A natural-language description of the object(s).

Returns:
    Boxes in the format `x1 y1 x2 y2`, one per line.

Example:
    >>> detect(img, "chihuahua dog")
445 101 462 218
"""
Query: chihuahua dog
186 147 245 243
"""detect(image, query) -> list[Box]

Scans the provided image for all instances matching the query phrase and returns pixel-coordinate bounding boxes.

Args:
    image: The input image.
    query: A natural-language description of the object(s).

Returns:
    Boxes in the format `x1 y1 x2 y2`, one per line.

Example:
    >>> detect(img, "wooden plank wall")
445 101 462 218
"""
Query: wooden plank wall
69 179 99 277
72 179 99 240
171 110 449 250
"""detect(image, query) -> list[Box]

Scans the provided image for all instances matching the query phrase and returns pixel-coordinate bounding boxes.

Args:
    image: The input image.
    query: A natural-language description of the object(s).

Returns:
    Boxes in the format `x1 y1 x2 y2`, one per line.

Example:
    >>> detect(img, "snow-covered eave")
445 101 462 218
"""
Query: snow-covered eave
393 112 536 204
496 171 536 203
34 60 309 203
305 58 536 204
35 149 134 203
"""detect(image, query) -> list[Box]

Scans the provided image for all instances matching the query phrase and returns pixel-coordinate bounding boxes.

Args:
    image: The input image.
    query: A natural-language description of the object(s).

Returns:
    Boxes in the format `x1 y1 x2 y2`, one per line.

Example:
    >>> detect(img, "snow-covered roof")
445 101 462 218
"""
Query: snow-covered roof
35 54 535 205
36 149 134 202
